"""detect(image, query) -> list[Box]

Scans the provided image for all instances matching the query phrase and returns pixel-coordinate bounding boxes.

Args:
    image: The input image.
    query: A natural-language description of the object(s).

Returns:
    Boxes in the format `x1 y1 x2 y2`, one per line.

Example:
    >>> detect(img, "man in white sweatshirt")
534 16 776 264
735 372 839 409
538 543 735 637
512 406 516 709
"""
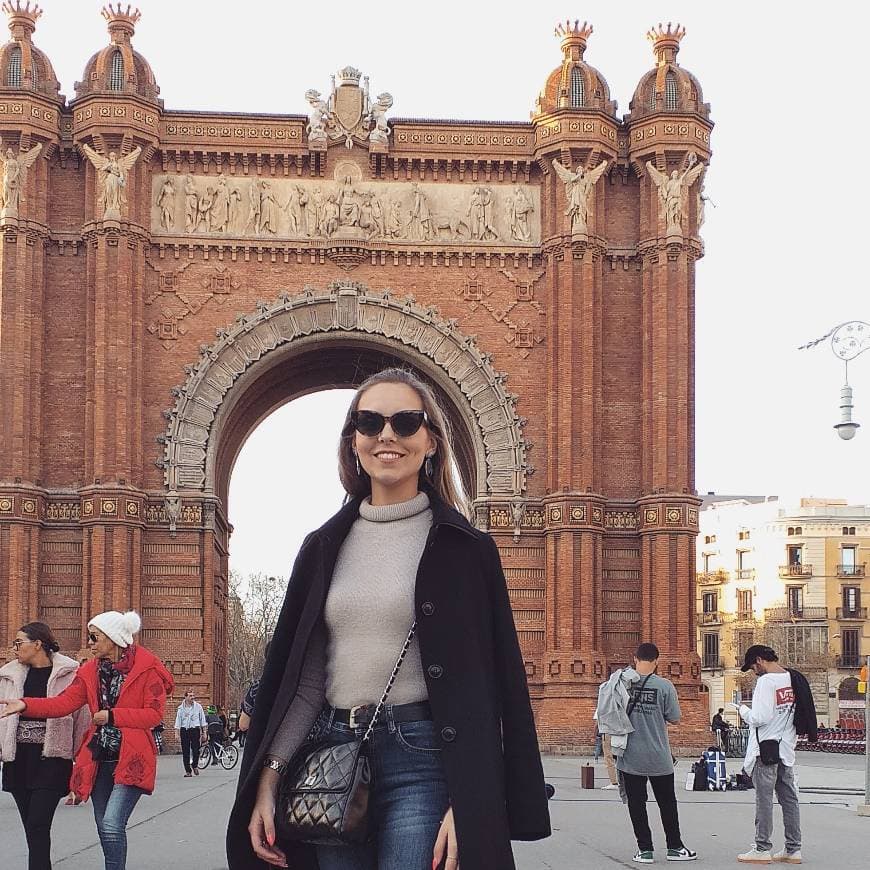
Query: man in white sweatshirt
734 645 802 865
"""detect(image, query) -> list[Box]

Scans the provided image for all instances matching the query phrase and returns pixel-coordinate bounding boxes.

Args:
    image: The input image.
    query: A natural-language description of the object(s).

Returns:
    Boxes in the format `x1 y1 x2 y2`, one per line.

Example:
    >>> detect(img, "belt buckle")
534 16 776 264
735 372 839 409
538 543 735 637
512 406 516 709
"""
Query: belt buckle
348 704 370 729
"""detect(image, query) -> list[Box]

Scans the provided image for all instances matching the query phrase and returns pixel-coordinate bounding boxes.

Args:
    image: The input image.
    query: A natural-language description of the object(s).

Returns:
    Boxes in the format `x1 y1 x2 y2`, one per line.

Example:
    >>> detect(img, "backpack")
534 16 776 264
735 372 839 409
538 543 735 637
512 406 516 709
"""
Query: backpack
692 757 708 791
786 668 818 743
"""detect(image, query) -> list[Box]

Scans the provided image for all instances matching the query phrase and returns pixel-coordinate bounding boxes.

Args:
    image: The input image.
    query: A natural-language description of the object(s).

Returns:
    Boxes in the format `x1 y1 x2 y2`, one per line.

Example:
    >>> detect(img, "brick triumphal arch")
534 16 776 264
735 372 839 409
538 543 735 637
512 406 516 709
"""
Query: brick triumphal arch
0 7 713 745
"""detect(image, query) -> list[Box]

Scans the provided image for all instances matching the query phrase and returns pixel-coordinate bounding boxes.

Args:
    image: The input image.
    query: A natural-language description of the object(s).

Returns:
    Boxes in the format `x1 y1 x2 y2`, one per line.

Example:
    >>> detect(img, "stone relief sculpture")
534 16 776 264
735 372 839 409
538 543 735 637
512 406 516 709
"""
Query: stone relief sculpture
156 177 175 230
183 174 198 232
506 187 533 243
153 174 540 245
551 158 609 235
0 140 42 219
80 143 142 220
645 153 705 236
467 186 499 241
367 92 393 146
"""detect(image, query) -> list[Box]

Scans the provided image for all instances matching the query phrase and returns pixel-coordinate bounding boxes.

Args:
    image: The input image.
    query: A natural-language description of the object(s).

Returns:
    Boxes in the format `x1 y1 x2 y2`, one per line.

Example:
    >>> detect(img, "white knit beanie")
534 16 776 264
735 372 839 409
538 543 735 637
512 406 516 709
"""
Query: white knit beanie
88 610 142 648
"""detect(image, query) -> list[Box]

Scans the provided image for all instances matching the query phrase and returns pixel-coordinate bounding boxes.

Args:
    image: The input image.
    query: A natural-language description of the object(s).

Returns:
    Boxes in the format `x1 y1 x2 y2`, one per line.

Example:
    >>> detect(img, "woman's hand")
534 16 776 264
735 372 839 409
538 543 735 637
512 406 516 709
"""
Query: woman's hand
249 768 287 868
0 699 25 718
432 805 460 869
92 710 109 726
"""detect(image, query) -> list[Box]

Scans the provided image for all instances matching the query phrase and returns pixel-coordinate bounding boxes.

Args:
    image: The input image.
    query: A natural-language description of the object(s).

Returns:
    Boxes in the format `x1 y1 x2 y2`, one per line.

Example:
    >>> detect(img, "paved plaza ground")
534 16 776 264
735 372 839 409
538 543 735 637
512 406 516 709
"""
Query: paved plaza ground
2 752 867 869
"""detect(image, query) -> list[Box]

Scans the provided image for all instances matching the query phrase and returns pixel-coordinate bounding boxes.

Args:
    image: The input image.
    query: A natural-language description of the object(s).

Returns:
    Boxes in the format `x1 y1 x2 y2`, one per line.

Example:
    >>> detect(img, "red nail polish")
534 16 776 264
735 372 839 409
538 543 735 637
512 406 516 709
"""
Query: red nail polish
267 834 274 846
432 861 438 870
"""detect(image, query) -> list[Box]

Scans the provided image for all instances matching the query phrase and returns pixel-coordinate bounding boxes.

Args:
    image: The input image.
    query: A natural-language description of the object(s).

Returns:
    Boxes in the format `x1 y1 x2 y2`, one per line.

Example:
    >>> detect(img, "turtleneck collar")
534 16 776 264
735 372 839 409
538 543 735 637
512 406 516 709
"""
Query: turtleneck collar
359 491 430 523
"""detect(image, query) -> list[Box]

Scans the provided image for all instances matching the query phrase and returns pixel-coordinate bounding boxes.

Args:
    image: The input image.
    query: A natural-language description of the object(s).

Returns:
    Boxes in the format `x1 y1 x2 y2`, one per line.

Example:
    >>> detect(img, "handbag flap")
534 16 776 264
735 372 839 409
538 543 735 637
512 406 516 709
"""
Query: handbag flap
287 741 366 795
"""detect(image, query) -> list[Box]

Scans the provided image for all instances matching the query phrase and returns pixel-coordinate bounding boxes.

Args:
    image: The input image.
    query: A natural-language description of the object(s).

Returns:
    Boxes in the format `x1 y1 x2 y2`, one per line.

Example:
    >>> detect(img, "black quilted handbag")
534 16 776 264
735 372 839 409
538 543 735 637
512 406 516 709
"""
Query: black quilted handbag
276 621 417 845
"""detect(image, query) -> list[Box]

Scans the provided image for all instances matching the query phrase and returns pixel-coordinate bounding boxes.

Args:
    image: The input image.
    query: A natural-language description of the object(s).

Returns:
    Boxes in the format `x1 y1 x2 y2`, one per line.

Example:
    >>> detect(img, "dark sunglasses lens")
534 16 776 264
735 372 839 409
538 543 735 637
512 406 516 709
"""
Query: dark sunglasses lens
391 411 425 437
353 411 385 437
88 633 98 643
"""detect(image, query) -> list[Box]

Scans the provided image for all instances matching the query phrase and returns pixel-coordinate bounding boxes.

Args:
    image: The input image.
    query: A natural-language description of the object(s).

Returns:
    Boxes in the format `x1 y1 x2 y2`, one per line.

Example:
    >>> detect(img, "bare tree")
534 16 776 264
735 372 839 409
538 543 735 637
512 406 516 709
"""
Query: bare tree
226 570 286 710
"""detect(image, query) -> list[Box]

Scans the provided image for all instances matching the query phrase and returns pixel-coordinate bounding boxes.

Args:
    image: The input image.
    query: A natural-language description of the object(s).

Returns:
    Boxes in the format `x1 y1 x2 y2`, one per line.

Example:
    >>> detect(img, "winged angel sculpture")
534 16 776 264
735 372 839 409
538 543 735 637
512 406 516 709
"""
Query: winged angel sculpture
80 143 143 220
551 158 609 235
645 153 705 236
0 139 43 218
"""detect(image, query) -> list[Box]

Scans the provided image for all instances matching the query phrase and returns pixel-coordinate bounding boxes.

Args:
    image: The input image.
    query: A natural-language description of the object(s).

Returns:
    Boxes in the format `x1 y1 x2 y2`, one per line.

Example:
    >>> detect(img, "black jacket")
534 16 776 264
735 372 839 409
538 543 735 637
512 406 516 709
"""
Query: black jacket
226 491 551 869
786 668 818 742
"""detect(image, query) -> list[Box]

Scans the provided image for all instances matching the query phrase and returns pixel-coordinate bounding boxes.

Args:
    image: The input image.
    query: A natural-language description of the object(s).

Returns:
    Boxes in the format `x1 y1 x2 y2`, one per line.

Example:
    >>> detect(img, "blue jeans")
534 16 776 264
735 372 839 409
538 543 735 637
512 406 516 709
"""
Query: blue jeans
313 707 450 870
90 762 145 870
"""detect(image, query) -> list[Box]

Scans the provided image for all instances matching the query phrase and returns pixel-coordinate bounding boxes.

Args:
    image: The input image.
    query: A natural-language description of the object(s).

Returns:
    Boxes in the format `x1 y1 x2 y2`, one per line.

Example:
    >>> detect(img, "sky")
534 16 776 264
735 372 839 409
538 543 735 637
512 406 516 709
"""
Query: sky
29 0 870 578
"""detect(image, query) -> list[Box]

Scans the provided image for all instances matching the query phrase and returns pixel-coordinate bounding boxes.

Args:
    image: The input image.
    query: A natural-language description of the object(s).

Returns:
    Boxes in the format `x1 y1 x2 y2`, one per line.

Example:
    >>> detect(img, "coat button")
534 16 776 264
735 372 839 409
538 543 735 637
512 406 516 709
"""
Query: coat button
440 726 457 743
421 601 435 616
427 664 444 679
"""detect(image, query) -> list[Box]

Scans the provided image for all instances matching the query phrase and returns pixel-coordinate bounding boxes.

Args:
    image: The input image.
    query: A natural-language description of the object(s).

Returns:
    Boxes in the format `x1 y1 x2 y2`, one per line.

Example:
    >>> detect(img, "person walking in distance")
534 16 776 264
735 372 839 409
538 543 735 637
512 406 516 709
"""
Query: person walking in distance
617 643 697 864
0 622 90 870
175 690 206 777
735 645 802 865
0 610 174 870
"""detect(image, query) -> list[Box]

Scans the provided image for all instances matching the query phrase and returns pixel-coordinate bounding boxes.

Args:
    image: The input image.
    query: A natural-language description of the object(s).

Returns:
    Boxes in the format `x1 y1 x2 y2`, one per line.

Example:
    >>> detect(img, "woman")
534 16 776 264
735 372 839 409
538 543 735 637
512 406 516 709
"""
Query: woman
0 610 174 870
0 622 90 869
226 367 550 870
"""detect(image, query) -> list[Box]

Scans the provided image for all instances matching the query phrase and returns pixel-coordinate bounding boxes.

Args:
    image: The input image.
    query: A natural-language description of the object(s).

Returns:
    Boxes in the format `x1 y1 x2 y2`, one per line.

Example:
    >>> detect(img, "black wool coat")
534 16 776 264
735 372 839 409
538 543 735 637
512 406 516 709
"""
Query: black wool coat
226 491 551 870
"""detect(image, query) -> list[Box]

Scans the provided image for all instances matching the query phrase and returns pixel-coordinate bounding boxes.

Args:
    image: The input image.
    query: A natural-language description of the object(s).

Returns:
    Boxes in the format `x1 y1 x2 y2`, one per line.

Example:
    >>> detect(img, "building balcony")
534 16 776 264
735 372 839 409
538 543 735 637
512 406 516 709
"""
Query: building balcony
702 656 725 670
836 607 868 620
698 570 728 585
779 564 813 579
735 569 755 581
836 654 864 669
698 611 723 625
764 605 828 622
734 612 757 625
837 564 866 578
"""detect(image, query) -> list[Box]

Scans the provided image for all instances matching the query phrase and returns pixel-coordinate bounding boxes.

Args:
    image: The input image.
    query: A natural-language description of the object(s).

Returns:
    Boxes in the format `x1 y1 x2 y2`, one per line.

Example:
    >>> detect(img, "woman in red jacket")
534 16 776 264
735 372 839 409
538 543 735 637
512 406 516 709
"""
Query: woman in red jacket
0 610 174 870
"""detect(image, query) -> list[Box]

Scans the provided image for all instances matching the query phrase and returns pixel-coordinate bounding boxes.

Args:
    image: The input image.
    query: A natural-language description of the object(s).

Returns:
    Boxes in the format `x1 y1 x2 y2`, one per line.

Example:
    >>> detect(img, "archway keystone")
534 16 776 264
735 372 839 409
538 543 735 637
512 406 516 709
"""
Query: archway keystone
159 280 532 500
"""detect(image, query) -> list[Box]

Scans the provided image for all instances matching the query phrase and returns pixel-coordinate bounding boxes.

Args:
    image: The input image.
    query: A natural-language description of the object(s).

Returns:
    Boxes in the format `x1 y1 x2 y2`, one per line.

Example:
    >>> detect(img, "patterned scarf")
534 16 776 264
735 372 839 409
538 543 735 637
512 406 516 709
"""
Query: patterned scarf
89 645 137 762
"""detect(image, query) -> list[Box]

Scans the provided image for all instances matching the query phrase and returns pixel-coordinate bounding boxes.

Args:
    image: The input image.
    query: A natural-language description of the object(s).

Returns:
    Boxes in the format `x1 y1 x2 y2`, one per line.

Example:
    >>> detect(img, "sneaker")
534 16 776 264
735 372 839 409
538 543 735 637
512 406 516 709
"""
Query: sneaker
633 851 654 864
772 849 802 864
667 846 697 861
192 768 199 776
184 772 192 777
602 782 619 790
737 845 773 864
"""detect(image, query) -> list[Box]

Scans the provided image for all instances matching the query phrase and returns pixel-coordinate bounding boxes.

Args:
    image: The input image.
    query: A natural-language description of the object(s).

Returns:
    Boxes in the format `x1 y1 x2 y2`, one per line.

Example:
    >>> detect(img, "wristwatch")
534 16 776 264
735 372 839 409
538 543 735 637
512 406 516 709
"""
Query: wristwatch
263 756 287 774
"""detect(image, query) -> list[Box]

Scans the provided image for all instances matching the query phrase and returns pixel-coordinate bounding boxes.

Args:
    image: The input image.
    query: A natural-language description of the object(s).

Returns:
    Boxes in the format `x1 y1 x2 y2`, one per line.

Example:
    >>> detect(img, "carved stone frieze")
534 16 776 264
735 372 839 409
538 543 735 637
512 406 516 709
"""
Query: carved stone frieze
151 166 541 247
159 280 531 497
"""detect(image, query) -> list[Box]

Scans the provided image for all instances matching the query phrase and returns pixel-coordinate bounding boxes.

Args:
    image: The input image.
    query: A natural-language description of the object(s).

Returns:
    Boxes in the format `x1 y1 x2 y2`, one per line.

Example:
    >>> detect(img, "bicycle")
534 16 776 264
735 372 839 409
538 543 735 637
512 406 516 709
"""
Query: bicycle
198 738 239 770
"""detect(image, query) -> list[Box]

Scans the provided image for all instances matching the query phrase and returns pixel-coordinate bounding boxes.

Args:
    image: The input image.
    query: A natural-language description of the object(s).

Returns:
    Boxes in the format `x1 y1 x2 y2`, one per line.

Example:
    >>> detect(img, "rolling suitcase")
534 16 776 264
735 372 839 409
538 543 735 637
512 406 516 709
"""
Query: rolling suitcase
703 747 727 791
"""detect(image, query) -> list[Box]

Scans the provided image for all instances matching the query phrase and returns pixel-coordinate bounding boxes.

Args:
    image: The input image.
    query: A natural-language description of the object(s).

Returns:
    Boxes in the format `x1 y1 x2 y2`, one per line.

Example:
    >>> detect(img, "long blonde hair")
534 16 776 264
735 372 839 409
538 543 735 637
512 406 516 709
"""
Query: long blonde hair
338 367 468 514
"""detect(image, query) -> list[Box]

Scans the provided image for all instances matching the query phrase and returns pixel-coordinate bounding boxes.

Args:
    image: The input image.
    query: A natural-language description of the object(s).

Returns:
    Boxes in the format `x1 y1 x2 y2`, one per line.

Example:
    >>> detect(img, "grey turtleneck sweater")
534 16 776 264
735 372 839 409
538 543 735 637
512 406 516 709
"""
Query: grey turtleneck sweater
269 492 432 762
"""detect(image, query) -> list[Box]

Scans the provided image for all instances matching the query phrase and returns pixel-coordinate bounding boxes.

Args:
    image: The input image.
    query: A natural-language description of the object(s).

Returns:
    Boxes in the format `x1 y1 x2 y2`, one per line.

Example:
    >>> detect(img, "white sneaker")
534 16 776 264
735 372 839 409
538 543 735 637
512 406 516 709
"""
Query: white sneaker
772 848 802 864
601 782 619 789
737 845 773 864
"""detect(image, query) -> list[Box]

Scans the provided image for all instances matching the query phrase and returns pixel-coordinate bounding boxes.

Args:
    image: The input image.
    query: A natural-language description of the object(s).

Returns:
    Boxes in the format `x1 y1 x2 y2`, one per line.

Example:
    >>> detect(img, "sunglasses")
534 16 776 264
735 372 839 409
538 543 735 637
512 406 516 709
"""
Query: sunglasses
11 639 34 650
87 632 99 643
350 409 429 438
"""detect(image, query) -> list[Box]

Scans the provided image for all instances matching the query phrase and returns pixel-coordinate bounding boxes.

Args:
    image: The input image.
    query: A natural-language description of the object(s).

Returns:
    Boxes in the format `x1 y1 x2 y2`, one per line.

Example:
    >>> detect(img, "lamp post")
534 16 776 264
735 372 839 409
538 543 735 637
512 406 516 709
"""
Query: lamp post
799 320 870 439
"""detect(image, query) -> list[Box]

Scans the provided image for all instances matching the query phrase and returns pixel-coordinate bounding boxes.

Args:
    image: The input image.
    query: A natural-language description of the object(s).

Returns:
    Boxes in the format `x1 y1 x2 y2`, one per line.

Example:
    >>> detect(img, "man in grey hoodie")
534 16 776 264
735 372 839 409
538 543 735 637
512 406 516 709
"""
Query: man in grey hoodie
617 643 697 865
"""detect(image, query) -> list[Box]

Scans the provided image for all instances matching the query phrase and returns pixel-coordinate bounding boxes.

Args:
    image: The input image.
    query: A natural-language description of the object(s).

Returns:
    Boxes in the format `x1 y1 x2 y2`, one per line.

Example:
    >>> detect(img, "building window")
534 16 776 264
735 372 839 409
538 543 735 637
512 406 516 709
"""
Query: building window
786 545 803 567
702 553 712 573
843 526 856 536
787 585 804 617
703 633 720 669
738 530 750 541
704 534 717 545
7 46 21 87
784 625 828 665
649 85 657 110
109 50 124 91
842 586 861 615
702 592 718 613
841 545 858 575
665 72 678 110
735 630 755 663
841 629 860 668
570 66 585 108
737 589 753 620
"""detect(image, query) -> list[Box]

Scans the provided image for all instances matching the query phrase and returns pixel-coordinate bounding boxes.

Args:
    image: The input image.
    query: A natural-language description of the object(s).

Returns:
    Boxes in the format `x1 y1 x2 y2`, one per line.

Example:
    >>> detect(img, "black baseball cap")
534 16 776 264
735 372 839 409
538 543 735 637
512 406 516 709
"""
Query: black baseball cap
740 644 778 672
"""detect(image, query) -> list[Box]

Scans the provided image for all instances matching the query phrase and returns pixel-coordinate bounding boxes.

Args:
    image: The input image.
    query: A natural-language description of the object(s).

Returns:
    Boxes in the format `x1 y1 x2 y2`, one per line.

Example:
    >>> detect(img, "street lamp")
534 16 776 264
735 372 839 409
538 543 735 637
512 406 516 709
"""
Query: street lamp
799 320 870 439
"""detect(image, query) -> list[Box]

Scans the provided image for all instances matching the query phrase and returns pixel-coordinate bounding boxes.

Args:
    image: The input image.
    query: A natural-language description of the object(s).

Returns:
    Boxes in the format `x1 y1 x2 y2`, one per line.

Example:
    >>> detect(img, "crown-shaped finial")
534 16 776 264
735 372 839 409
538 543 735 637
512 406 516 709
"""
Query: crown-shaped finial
102 3 140 41
647 22 686 64
336 66 362 87
3 0 42 37
554 19 593 59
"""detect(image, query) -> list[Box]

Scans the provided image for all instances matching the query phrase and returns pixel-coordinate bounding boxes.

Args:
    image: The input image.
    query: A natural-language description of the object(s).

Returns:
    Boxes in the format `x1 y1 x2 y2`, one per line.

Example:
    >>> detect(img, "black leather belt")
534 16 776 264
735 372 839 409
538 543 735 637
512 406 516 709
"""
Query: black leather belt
331 701 432 728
